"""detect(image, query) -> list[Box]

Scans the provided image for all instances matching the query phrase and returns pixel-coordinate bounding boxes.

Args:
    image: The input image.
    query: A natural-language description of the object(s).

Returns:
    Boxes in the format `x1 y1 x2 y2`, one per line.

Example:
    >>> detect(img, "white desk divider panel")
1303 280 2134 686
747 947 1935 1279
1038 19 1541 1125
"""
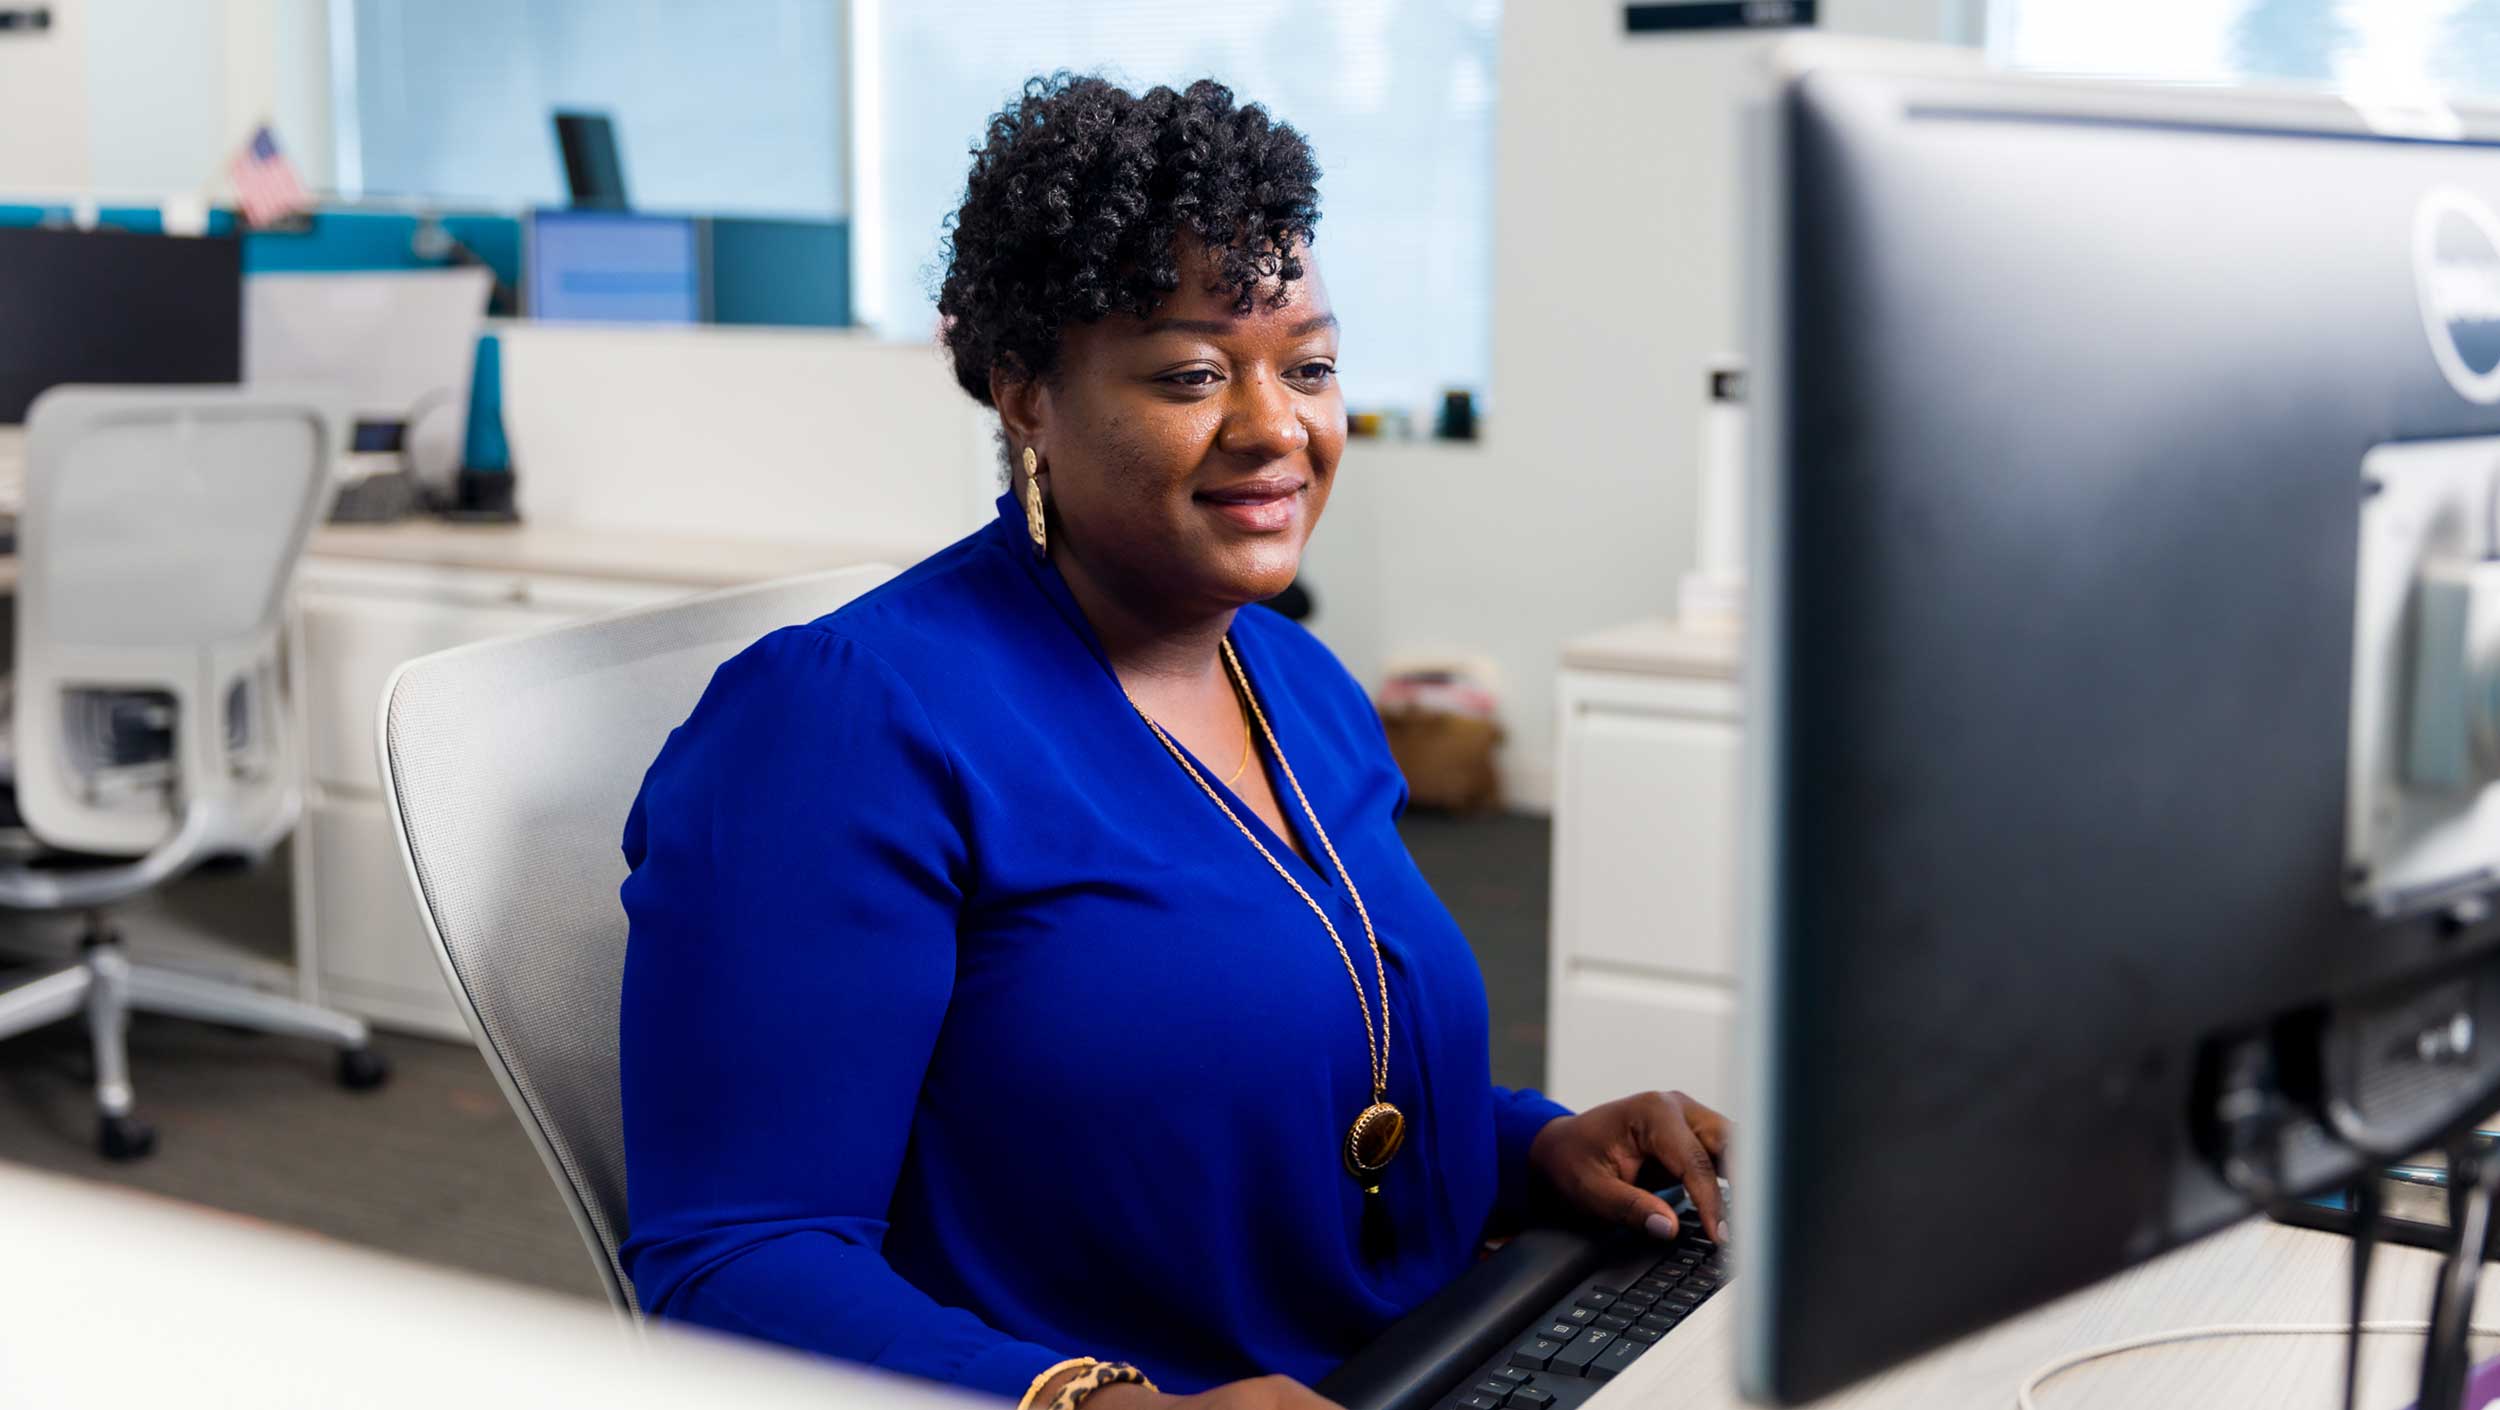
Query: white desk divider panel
495 322 999 547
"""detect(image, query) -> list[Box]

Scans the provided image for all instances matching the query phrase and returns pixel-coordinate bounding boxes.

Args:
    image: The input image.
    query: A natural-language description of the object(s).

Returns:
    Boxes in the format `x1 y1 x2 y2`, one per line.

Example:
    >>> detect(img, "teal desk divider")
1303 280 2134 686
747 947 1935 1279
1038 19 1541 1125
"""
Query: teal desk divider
708 217 850 328
241 208 522 285
95 206 162 233
440 215 522 295
0 206 232 233
243 210 427 273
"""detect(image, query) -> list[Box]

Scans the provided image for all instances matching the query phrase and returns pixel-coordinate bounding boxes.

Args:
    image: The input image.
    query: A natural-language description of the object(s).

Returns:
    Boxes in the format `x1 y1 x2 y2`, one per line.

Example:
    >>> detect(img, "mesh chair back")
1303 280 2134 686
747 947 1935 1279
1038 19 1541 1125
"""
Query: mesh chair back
17 387 339 855
377 565 895 1312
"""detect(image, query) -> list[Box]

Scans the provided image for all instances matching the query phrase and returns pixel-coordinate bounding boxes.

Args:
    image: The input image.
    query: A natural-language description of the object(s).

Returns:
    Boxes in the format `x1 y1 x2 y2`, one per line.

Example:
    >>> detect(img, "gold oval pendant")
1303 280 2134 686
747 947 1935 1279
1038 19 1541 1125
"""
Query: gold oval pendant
1344 1101 1408 1183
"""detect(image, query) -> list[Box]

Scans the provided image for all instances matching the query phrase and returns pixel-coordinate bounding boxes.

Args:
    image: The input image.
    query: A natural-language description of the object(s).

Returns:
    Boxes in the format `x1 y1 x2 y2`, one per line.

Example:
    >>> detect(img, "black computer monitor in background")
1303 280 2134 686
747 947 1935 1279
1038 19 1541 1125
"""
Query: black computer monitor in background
1739 44 2500 1404
0 227 243 423
554 111 630 211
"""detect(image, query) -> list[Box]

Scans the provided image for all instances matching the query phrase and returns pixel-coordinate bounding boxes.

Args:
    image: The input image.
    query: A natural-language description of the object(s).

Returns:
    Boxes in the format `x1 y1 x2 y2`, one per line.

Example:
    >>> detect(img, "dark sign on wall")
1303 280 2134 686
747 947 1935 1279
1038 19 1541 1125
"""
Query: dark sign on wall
1625 1 1817 34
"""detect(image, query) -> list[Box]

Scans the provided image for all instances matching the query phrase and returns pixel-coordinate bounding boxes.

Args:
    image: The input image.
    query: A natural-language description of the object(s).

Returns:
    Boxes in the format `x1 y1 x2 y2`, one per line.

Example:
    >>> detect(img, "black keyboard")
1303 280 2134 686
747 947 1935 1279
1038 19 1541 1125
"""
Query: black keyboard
1318 1186 1731 1410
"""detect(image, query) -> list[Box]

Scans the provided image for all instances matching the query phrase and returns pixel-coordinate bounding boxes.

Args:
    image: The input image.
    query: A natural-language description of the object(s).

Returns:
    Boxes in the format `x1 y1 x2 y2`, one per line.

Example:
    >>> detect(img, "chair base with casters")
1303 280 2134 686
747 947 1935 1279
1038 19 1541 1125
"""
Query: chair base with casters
0 798 390 1160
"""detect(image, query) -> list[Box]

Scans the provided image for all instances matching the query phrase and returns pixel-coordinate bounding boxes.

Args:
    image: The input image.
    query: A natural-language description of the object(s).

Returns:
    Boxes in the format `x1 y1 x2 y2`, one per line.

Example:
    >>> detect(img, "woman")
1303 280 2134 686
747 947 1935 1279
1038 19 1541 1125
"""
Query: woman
617 75 1730 1410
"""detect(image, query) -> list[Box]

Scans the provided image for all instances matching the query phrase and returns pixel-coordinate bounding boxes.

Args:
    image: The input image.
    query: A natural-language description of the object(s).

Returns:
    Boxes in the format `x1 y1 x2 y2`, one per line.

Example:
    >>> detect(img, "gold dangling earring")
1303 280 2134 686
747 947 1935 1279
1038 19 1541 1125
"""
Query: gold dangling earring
1022 446 1047 555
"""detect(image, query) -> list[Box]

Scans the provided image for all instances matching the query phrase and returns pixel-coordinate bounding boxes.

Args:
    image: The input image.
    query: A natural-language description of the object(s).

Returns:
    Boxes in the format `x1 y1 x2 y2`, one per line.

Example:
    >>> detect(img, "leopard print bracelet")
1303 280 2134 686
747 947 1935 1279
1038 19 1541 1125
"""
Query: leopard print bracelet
1026 1358 1155 1410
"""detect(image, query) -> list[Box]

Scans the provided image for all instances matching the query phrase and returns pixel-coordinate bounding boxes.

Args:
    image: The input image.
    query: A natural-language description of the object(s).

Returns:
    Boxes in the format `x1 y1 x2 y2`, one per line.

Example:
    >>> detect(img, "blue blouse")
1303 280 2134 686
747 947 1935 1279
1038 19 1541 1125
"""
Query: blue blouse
617 495 1573 1400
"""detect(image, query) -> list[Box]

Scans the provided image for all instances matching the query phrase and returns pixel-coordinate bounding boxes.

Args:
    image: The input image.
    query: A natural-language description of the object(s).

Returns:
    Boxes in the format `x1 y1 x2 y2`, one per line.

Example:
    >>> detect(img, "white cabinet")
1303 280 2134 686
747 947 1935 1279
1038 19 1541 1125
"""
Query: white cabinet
289 558 683 1038
1547 622 1743 1112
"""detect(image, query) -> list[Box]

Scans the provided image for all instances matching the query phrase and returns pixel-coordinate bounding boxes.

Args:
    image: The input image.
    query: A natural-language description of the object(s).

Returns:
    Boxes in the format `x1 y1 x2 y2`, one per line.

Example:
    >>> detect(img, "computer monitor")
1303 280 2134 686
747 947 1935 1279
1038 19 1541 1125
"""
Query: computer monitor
0 227 242 423
524 209 704 325
1737 43 2500 1404
553 109 630 210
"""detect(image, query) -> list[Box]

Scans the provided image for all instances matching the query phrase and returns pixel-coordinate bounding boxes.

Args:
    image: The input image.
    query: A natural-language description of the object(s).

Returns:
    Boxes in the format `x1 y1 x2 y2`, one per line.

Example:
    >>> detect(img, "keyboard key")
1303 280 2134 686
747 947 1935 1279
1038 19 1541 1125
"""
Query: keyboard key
1616 1289 1658 1309
1507 1387 1553 1408
1561 1305 1597 1326
1553 1328 1618 1373
1590 1338 1648 1381
1543 1322 1581 1342
1591 1284 1625 1296
1576 1291 1617 1310
1666 1289 1702 1307
1493 1367 1532 1384
1595 1313 1632 1331
1624 1325 1664 1344
1509 1336 1563 1370
1458 1396 1503 1410
1474 1381 1516 1399
1640 1309 1684 1332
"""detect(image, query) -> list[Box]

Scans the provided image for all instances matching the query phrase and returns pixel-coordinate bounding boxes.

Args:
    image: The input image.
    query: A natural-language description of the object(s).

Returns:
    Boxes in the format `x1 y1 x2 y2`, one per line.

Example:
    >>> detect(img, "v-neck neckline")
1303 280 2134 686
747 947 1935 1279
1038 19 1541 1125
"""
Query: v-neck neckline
1200 633 1339 894
991 496 1343 897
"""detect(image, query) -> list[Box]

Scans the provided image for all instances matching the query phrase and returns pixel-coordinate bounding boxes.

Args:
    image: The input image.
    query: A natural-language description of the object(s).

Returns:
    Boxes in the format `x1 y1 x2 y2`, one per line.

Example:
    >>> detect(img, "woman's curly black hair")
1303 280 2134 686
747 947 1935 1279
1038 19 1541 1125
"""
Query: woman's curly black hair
936 74 1322 407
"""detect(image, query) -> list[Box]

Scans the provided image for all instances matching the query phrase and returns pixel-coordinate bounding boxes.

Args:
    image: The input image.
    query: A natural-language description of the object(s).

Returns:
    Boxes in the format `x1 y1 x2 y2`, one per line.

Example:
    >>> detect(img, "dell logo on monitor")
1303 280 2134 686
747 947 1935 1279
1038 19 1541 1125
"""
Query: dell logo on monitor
2416 188 2500 404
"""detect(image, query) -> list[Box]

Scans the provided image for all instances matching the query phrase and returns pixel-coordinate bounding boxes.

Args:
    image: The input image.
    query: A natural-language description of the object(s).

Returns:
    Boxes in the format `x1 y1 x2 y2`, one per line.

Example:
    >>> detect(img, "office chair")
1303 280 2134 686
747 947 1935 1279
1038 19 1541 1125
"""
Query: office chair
376 563 896 1312
0 387 387 1160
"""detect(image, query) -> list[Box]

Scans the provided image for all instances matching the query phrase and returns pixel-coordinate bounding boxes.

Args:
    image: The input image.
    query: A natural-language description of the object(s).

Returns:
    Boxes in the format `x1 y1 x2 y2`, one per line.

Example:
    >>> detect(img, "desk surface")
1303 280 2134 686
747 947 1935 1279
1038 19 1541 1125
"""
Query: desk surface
0 516 938 597
303 518 932 590
1601 1216 2500 1409
1561 618 1742 680
0 1161 980 1409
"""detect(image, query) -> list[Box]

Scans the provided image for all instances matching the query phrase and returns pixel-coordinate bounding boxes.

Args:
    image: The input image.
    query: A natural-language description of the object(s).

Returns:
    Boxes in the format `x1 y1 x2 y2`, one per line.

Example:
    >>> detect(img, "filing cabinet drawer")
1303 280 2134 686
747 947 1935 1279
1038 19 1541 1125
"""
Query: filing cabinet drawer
295 592 574 794
1553 690 1742 982
304 793 467 1038
1547 975 1734 1115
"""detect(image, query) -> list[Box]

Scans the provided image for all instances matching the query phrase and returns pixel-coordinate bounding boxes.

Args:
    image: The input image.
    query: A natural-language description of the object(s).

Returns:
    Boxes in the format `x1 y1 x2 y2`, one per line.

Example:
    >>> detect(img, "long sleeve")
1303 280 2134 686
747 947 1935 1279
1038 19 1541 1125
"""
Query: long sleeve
1488 1085 1572 1227
616 625 1068 1400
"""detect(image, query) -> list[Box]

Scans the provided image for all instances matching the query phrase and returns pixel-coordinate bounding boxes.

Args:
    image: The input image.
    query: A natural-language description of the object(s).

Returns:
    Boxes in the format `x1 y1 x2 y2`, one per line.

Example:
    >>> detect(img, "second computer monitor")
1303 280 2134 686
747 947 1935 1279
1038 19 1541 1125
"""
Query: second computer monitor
524 210 704 325
0 227 242 424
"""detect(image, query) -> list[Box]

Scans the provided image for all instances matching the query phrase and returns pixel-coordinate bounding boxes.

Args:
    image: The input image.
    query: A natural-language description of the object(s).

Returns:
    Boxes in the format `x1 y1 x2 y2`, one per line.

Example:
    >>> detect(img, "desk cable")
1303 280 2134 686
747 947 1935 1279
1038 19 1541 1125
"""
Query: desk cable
2014 1321 2500 1410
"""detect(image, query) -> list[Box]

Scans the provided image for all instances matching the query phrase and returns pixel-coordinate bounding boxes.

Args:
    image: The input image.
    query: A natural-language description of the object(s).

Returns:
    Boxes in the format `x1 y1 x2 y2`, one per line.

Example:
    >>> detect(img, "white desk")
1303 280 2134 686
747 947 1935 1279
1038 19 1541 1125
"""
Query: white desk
0 1160 984 1409
1597 1217 2500 1409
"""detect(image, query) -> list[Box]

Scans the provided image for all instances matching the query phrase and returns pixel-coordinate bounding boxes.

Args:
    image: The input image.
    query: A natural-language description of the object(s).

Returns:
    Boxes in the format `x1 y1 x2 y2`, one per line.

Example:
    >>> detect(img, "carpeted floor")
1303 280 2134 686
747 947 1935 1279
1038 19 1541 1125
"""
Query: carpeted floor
0 810 1551 1301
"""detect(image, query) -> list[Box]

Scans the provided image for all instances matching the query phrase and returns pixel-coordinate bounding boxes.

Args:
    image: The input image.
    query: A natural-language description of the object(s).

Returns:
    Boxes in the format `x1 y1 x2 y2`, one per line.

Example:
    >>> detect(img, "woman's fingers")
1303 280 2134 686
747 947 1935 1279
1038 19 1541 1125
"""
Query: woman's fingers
1690 1099 1734 1163
1646 1092 1730 1243
1587 1171 1686 1241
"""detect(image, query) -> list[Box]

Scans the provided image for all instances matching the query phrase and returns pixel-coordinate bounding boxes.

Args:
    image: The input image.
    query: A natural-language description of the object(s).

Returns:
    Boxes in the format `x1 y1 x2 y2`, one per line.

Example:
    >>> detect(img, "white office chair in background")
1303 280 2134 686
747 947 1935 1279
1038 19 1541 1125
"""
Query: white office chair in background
377 563 895 1312
0 387 387 1160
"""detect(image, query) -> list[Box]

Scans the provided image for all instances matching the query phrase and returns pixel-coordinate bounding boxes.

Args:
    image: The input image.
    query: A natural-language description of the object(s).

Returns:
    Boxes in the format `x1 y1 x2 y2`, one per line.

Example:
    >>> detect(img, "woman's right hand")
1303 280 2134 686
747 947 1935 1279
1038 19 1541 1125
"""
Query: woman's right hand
1085 1375 1344 1410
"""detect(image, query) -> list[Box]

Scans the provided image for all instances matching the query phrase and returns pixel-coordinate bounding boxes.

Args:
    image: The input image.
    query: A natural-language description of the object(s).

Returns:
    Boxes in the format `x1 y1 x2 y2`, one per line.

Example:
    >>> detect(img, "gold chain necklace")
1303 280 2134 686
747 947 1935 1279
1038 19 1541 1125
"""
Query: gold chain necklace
1224 689 1253 786
1124 638 1407 1193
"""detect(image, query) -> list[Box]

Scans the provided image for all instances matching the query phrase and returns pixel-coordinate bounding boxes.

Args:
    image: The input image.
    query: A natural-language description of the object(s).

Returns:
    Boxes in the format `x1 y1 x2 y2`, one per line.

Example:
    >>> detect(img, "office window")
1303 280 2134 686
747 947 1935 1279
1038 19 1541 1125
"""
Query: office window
339 0 845 215
854 0 1500 413
1991 0 2500 101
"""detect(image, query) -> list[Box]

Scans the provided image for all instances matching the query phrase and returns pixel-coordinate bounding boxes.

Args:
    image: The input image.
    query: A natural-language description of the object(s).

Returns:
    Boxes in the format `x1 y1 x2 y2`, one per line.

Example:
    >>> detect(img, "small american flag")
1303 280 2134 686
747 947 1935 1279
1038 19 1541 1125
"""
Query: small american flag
227 125 309 228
